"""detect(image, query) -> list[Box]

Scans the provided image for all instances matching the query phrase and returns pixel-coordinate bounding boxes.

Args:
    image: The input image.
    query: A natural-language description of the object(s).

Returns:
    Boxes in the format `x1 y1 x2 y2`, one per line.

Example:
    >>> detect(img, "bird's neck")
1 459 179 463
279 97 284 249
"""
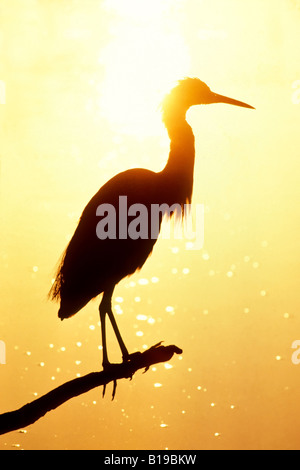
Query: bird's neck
161 107 195 206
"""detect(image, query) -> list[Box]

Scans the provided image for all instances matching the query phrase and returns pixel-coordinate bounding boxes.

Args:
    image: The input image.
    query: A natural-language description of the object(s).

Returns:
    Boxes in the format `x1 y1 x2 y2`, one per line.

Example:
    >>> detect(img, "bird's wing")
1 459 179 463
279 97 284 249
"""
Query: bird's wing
50 168 160 307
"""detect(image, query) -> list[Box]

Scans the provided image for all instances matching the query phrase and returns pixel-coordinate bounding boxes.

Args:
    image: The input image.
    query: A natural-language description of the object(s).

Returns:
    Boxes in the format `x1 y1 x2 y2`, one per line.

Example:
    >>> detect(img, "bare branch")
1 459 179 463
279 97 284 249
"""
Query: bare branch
0 343 182 435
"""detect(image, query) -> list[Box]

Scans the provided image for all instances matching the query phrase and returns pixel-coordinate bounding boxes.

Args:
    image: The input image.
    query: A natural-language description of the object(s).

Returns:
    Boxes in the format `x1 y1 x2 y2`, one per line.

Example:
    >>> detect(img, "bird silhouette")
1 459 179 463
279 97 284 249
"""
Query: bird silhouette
49 78 254 369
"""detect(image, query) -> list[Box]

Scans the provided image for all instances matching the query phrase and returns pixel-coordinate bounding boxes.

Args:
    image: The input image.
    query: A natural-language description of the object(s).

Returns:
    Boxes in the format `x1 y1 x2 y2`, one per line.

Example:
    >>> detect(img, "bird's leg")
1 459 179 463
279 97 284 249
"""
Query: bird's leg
107 303 129 363
100 289 125 399
99 288 131 398
100 293 117 399
99 294 110 370
100 286 130 363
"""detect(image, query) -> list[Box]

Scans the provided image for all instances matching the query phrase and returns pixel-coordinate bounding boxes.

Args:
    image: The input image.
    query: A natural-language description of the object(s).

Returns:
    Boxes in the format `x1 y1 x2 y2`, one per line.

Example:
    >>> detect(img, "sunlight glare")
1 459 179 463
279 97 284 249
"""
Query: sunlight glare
99 2 190 137
103 0 174 22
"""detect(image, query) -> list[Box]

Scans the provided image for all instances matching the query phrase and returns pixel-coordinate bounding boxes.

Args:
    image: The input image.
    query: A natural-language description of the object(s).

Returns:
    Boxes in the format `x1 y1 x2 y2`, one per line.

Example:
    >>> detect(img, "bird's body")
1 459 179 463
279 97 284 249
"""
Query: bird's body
52 168 173 317
50 78 254 367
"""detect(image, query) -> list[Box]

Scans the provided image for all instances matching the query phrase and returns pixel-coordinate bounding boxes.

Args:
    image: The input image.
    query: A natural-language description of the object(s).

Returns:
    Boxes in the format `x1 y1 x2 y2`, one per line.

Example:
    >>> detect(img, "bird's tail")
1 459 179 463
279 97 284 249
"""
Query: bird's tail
48 251 67 302
49 263 77 320
48 271 63 302
58 305 73 321
48 250 89 320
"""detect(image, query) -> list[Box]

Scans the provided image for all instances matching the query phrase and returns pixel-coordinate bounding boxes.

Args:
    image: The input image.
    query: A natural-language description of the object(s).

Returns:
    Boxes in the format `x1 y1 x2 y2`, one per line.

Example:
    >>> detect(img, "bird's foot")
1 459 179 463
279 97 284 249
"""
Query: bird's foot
121 351 143 380
122 351 143 364
102 379 117 400
102 361 118 400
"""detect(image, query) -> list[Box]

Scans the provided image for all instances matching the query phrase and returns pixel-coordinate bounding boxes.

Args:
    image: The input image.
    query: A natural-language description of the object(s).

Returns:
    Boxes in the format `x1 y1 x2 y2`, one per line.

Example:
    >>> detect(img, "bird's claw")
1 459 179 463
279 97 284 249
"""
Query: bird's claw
102 380 117 400
102 362 118 400
122 351 142 364
112 379 117 400
102 351 144 398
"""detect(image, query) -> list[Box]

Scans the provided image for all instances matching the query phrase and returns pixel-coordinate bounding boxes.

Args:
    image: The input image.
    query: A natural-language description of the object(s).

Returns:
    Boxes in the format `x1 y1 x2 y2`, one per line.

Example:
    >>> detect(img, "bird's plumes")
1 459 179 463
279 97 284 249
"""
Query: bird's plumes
49 261 64 302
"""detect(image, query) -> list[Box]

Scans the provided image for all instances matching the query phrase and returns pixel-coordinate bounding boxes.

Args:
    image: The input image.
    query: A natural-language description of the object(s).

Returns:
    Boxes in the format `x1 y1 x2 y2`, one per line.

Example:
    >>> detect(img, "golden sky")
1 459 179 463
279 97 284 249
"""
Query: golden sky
0 0 300 450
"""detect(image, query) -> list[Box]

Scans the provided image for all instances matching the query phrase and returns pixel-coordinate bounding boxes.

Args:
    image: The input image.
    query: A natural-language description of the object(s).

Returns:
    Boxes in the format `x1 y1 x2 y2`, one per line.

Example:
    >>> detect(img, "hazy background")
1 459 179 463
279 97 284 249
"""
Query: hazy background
0 0 299 450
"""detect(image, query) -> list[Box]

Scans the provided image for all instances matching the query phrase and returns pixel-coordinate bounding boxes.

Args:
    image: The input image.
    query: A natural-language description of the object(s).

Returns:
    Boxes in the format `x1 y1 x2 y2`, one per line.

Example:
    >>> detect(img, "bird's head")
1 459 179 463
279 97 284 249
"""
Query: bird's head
162 77 254 118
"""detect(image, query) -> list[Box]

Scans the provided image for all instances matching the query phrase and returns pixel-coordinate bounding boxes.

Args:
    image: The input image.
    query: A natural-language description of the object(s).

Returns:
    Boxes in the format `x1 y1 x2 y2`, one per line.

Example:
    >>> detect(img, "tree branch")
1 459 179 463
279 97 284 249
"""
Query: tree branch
0 342 182 435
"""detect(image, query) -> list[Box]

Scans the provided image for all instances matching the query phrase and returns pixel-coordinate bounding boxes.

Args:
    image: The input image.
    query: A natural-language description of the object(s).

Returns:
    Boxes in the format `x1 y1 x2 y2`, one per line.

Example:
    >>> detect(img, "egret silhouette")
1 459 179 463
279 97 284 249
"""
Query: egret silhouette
50 78 254 369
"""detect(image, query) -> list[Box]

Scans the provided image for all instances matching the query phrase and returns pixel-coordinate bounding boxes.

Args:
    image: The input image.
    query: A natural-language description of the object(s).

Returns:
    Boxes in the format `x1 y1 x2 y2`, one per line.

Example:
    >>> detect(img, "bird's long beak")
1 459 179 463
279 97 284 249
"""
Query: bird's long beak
212 92 255 109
